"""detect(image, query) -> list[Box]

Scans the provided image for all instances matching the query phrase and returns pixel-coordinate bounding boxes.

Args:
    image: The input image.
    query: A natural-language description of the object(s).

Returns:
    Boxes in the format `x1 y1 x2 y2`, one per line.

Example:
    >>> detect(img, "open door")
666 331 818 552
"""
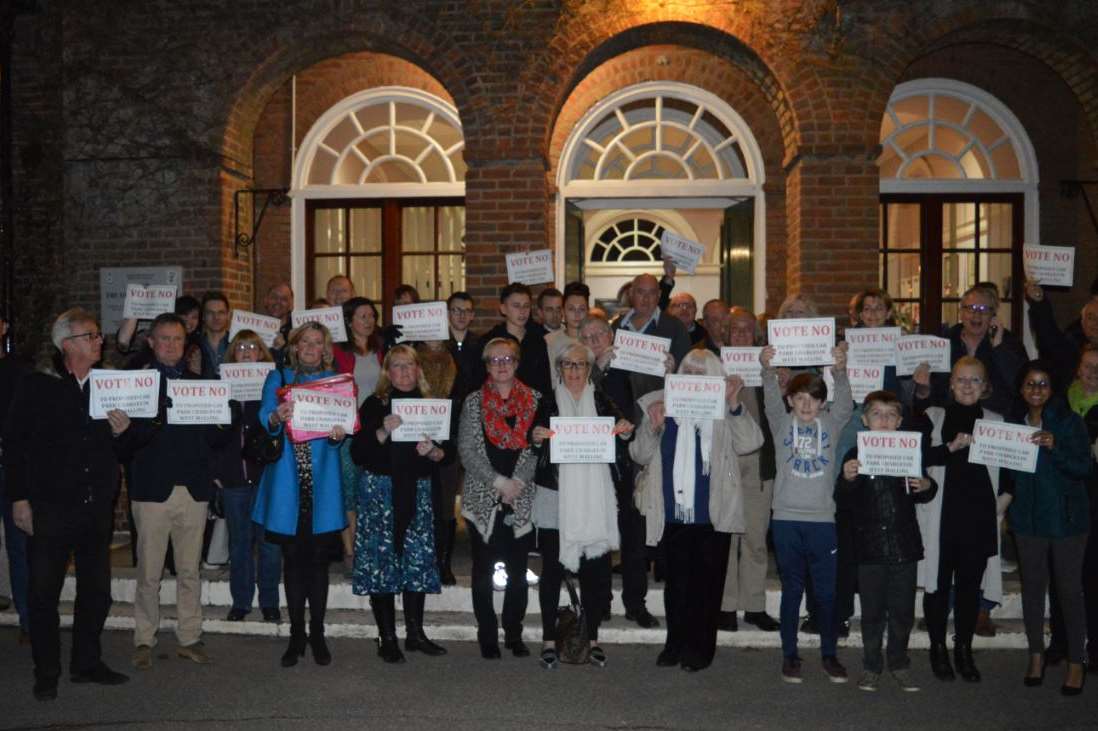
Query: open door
720 197 754 308
564 200 584 285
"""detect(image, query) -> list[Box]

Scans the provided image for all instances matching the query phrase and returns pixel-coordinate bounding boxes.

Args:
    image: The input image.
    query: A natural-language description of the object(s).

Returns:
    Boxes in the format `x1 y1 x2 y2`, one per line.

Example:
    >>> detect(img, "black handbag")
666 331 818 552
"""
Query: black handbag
242 367 285 464
555 573 590 664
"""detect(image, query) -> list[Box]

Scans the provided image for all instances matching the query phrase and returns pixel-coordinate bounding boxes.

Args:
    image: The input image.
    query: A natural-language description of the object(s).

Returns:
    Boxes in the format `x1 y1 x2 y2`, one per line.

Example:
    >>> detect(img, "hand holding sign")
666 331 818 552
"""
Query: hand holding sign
766 318 836 367
659 231 705 275
1023 244 1075 288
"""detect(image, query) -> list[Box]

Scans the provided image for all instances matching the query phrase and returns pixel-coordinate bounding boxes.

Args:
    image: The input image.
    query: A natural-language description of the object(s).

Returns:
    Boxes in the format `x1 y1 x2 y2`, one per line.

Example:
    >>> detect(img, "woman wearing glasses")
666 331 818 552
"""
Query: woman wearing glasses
531 342 633 669
918 356 1006 683
1001 360 1090 696
458 337 548 659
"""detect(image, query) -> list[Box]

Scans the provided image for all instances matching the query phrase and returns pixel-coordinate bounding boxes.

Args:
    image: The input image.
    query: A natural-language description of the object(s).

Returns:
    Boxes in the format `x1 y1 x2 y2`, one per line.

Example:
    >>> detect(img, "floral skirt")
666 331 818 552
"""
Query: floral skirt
352 471 440 596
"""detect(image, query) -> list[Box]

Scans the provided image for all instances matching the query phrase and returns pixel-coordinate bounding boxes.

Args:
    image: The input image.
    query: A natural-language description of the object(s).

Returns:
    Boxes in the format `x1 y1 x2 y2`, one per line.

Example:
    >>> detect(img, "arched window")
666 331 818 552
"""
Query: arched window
878 79 1038 335
589 217 666 263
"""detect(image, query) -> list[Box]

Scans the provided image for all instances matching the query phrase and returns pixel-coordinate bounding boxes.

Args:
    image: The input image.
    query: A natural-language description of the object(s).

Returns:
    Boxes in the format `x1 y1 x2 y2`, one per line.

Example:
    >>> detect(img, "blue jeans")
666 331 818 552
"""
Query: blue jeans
772 519 838 659
1 471 29 630
223 486 281 611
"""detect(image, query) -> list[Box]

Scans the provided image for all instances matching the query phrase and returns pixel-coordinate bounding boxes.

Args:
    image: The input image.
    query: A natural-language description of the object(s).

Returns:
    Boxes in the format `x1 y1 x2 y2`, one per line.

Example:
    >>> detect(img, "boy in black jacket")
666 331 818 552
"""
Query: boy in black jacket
837 391 937 693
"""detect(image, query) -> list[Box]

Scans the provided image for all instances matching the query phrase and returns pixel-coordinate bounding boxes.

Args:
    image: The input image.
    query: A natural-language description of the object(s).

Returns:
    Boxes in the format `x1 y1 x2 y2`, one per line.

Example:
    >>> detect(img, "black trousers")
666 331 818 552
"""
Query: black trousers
279 530 339 634
616 481 649 613
537 528 612 642
660 523 731 669
1047 514 1098 658
28 501 114 681
924 537 986 646
858 561 917 673
469 512 534 646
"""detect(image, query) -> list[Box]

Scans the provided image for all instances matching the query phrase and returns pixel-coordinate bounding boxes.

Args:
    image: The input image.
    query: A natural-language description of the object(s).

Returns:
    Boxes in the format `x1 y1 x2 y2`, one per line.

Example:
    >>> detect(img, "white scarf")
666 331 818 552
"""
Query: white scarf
672 415 714 523
555 382 620 571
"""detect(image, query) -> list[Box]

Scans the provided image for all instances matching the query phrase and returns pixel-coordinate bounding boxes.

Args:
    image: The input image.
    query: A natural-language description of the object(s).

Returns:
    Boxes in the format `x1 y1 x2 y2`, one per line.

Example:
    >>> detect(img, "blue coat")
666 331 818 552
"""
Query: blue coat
251 367 347 536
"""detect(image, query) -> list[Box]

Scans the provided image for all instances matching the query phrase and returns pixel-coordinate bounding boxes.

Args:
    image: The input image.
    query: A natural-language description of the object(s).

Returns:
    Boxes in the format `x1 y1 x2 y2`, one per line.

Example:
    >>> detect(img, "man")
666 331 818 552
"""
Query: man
1025 280 1098 393
197 291 230 379
446 291 483 399
0 312 29 642
715 307 779 633
264 282 294 359
6 309 132 700
478 283 552 396
612 272 691 405
325 275 355 306
533 288 564 335
693 299 729 355
668 292 708 345
127 313 229 670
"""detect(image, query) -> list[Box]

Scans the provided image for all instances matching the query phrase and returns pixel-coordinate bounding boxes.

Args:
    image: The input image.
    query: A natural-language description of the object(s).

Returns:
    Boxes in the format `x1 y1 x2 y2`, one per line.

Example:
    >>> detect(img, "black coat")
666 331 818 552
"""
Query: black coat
927 323 1027 417
210 400 265 488
836 446 937 565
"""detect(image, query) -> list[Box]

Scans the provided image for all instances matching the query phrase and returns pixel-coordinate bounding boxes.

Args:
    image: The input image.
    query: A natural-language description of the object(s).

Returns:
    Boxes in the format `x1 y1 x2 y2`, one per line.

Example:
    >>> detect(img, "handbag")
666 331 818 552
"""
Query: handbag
242 367 285 464
555 573 590 664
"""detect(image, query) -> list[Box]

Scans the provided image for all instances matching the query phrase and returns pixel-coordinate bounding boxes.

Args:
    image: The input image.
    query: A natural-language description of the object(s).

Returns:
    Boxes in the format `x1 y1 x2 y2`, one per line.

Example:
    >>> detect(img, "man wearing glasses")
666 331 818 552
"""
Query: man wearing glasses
6 309 134 700
446 291 483 398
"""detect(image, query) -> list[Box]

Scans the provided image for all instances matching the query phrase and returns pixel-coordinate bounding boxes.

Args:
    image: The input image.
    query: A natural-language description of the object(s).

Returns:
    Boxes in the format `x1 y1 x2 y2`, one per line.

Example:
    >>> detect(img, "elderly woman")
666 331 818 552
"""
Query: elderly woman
459 337 547 659
630 349 764 672
351 345 448 664
215 330 281 623
1001 360 1090 696
531 341 633 669
252 322 347 668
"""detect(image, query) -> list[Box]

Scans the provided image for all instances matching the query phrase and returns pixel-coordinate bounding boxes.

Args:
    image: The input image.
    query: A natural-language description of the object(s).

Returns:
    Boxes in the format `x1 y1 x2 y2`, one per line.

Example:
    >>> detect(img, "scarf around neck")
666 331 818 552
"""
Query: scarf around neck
482 380 535 450
672 413 714 523
1068 380 1098 419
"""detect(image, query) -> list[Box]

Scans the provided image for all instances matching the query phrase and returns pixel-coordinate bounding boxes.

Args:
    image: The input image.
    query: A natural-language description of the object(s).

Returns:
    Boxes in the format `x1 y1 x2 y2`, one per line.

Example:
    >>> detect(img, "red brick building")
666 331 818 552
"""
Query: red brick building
7 1 1098 352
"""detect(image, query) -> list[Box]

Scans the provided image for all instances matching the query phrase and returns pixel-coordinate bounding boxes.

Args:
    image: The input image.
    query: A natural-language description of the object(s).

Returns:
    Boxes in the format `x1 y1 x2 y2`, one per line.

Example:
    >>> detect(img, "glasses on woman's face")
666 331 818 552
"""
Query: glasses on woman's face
560 360 588 371
953 376 984 387
235 343 259 352
66 331 103 343
488 355 516 368
961 303 994 315
1023 380 1051 390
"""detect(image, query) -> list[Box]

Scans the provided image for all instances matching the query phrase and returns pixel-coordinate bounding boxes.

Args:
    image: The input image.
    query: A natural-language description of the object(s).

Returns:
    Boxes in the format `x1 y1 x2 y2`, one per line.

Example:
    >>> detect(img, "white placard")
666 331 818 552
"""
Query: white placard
857 430 923 478
99 266 183 334
659 231 705 275
847 365 886 404
767 318 836 367
391 399 453 442
549 417 616 464
895 335 952 376
88 369 161 419
720 347 763 387
505 249 554 285
291 306 347 342
664 375 727 420
969 419 1039 473
230 310 282 347
1023 244 1075 288
392 302 450 343
122 284 177 320
219 362 275 402
289 388 357 434
845 327 901 368
166 379 231 425
610 329 671 377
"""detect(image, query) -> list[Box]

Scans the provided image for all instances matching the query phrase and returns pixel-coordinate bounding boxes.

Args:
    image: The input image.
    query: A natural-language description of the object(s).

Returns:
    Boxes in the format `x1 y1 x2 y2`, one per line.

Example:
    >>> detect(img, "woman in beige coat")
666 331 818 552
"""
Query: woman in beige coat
630 349 764 671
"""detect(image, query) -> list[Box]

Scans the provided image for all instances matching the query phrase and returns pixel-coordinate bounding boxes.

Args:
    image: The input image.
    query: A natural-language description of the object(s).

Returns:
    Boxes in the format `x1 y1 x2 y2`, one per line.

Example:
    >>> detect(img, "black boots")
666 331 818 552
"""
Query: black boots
281 626 307 668
403 591 447 656
954 642 981 682
309 621 332 666
371 594 406 664
930 641 956 681
437 520 457 586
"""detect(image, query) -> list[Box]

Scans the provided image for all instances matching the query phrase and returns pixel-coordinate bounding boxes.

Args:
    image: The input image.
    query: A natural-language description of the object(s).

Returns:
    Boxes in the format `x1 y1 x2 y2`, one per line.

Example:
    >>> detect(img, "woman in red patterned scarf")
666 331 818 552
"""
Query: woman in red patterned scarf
458 337 549 660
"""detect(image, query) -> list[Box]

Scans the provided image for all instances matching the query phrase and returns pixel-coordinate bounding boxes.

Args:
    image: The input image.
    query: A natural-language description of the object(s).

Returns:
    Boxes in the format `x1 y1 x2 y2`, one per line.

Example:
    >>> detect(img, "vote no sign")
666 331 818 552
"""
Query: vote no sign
549 417 615 464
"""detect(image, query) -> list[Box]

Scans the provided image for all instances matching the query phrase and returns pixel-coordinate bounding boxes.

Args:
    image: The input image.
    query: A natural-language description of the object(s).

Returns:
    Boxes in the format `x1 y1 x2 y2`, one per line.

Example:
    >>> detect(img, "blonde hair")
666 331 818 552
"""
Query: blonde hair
286 321 334 370
482 337 520 363
374 344 432 401
951 355 991 400
225 329 274 364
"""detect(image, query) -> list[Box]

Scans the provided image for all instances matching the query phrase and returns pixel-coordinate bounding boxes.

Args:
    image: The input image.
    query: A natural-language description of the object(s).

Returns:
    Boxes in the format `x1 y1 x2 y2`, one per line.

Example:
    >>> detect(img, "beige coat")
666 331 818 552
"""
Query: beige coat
630 389 764 546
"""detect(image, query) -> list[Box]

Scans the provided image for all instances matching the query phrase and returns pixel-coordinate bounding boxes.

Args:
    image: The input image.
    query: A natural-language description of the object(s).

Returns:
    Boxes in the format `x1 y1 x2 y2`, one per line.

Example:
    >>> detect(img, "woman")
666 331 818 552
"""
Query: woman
1003 360 1090 696
630 350 763 672
458 337 546 659
532 342 632 669
918 356 1003 683
334 297 384 577
252 322 347 667
351 345 448 664
1066 345 1098 669
214 330 281 623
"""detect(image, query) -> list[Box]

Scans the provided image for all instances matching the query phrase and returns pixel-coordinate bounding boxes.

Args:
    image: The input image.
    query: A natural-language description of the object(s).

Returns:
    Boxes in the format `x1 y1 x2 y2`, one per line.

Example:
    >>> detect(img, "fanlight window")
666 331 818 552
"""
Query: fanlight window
568 95 750 183
590 217 666 263
305 98 466 186
879 91 1022 180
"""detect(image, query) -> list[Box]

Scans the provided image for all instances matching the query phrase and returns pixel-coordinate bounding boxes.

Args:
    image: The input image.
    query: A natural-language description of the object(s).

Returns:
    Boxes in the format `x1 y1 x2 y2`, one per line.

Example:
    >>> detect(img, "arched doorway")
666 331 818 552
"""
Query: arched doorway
291 86 466 313
555 81 766 313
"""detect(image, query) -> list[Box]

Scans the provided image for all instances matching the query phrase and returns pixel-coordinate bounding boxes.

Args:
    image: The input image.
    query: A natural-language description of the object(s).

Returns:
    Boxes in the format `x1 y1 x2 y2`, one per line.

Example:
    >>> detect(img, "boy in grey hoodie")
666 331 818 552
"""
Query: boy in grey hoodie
760 344 852 685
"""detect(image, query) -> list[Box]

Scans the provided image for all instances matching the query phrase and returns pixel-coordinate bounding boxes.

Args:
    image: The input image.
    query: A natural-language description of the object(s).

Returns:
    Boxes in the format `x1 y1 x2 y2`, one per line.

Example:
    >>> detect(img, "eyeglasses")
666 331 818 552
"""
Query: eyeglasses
449 308 473 316
953 376 985 386
580 330 609 342
488 355 517 367
235 343 260 351
65 331 103 343
961 304 995 314
1023 380 1051 390
559 360 589 371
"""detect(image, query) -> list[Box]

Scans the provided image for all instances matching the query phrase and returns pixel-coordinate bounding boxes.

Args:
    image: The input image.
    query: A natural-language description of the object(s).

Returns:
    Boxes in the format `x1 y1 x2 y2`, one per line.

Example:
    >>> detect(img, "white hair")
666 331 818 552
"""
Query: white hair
51 308 97 349
678 348 724 377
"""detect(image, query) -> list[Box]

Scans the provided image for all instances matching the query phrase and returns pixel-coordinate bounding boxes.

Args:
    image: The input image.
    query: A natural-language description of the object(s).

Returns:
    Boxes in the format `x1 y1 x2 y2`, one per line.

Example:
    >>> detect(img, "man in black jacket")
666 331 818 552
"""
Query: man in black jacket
127 313 229 670
477 283 552 396
6 308 133 700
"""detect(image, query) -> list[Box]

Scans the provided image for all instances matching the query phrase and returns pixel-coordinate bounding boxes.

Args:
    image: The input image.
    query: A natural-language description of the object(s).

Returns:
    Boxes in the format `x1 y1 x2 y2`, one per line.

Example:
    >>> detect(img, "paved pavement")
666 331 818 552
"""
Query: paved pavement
1 628 1094 730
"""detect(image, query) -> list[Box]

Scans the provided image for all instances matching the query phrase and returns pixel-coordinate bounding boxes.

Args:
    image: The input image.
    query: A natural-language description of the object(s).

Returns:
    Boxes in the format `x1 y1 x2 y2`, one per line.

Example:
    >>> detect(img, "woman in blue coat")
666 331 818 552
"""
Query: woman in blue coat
252 322 347 668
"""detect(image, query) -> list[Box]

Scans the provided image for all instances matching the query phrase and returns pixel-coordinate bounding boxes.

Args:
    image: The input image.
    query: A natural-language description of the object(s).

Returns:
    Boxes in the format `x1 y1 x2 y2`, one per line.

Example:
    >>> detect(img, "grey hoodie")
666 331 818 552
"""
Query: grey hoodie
762 369 853 523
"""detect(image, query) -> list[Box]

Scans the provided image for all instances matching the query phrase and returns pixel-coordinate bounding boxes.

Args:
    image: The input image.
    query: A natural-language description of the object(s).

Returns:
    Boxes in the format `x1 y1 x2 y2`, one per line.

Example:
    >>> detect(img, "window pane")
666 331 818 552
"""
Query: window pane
979 203 1013 248
314 209 344 254
349 208 382 253
402 255 436 300
893 301 920 334
978 252 1014 300
990 144 1021 180
349 256 383 306
942 252 976 299
942 300 960 327
885 253 920 301
402 207 435 253
439 206 465 252
436 254 465 302
313 257 345 301
942 203 977 250
883 203 920 249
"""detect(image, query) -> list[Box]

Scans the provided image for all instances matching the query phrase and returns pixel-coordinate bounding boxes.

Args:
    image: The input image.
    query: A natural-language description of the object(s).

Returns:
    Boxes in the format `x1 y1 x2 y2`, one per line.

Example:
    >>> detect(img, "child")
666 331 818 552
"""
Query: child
837 391 936 692
761 344 853 684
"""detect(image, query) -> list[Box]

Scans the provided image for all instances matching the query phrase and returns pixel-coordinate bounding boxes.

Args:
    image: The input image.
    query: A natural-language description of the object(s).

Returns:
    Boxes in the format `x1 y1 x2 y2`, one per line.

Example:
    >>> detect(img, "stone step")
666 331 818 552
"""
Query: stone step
0 603 1033 649
60 567 1027 619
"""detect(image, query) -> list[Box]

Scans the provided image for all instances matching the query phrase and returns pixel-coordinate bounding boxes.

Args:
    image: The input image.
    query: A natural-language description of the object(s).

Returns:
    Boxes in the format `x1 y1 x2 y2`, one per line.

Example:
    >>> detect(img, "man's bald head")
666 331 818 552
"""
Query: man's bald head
630 273 661 320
